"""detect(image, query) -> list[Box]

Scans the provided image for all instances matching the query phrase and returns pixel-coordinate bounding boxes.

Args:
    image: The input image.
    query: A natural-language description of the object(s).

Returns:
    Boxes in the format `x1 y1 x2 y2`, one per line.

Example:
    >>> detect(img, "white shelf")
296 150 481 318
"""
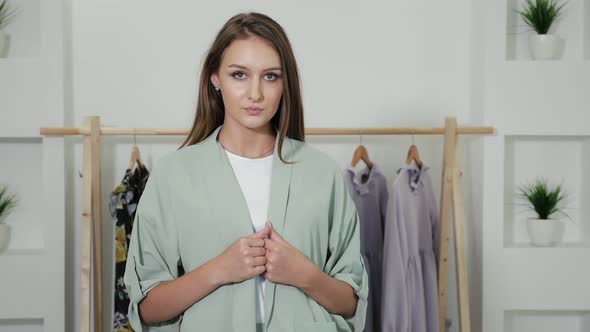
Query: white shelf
0 57 61 137
0 138 44 252
506 0 583 61
503 135 590 248
0 0 40 59
502 247 590 268
0 254 49 318
505 242 588 248
1 248 44 256
504 310 590 332
0 137 41 142
0 57 40 64
497 248 590 309
0 319 43 332
503 246 590 256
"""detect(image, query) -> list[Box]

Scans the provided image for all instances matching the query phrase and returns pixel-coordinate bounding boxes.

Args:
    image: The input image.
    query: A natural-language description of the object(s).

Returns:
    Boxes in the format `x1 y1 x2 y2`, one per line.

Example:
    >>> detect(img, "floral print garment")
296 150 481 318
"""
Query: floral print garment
109 164 150 332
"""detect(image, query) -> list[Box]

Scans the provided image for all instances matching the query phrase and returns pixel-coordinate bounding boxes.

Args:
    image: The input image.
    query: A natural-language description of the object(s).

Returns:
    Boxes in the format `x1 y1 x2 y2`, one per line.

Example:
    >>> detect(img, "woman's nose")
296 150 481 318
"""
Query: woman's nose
248 78 264 102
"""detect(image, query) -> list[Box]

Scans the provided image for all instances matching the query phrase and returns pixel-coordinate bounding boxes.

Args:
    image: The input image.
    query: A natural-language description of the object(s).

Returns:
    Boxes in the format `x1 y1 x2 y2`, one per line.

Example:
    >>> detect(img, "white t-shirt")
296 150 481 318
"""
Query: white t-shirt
224 148 273 324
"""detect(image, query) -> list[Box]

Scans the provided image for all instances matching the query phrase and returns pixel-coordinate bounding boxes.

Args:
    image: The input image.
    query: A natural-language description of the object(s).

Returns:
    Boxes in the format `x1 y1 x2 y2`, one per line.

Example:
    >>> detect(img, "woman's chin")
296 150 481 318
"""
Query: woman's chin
237 117 272 130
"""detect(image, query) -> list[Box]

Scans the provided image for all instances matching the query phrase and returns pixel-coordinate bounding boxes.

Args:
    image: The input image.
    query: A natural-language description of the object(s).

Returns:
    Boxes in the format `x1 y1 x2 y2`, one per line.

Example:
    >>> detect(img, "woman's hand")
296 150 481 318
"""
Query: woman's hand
263 222 319 288
213 224 271 285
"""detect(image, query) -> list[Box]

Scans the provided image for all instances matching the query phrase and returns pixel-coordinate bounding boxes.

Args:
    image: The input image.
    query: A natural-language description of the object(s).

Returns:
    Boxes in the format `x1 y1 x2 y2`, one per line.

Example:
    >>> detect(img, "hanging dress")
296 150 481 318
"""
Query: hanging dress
110 163 150 332
344 163 389 332
381 160 440 332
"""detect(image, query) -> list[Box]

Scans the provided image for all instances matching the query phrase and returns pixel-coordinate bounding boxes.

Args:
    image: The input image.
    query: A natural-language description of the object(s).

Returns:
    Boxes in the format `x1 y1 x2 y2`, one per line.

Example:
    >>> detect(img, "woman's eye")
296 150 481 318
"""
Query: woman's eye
232 71 246 80
265 73 280 81
231 71 280 81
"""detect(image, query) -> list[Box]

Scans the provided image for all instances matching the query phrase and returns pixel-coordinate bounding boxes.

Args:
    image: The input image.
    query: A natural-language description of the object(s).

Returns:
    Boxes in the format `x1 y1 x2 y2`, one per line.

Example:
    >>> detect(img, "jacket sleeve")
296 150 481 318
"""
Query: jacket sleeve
123 160 182 331
323 168 369 331
381 182 409 332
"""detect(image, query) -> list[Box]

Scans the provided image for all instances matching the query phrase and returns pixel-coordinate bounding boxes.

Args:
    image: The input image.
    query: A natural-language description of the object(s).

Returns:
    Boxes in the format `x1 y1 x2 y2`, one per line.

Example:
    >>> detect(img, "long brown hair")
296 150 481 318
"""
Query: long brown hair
179 12 304 163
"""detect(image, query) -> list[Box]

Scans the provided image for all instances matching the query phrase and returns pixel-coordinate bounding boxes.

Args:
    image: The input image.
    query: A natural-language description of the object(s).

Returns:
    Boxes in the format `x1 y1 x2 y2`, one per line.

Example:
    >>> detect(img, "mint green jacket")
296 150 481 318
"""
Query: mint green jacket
124 125 368 332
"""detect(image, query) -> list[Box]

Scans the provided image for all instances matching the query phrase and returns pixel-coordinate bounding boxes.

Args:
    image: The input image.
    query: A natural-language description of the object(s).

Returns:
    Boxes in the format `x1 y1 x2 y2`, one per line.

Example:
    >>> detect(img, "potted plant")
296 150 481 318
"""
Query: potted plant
515 0 567 60
0 0 18 58
517 177 569 246
0 184 18 253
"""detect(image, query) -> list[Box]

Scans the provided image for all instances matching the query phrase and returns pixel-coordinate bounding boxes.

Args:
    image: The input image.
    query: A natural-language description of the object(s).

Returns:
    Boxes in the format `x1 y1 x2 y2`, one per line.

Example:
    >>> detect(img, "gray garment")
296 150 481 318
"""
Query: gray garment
344 164 389 332
381 160 440 332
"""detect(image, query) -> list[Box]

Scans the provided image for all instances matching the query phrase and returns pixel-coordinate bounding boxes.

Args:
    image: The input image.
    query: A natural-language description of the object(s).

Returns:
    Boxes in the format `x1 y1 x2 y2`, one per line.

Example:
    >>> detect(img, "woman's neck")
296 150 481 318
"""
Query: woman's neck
217 122 276 159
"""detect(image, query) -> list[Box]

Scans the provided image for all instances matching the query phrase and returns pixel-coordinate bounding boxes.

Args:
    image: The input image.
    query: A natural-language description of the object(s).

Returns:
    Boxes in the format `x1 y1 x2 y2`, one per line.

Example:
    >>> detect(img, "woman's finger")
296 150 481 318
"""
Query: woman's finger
248 237 265 247
251 265 266 276
251 256 267 267
248 247 266 257
264 238 279 252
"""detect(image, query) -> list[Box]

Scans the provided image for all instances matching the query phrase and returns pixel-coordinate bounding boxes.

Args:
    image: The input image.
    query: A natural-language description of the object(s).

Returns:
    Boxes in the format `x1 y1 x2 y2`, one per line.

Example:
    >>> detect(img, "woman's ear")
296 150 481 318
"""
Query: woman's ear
210 72 220 89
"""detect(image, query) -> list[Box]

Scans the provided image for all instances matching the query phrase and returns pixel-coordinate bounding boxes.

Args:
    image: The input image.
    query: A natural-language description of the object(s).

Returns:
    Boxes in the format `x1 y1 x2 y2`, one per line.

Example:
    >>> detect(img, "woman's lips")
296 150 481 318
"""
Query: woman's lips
243 107 263 115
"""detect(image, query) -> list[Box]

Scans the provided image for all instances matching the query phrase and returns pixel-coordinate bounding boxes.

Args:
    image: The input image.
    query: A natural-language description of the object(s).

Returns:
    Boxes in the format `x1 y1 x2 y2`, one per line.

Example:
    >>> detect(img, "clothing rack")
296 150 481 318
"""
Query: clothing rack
40 116 494 332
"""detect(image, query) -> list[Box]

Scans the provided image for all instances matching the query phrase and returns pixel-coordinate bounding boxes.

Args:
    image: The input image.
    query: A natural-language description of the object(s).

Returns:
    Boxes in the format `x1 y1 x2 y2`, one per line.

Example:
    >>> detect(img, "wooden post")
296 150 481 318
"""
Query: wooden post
81 116 103 332
438 117 472 331
81 118 92 332
438 117 457 332
89 116 103 332
452 164 471 331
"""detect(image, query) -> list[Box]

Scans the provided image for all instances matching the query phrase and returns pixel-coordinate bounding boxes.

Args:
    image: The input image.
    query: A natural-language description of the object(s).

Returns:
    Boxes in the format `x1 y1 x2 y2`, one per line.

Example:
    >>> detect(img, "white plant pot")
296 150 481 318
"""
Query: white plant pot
0 30 8 58
527 219 564 246
528 34 560 60
0 224 12 253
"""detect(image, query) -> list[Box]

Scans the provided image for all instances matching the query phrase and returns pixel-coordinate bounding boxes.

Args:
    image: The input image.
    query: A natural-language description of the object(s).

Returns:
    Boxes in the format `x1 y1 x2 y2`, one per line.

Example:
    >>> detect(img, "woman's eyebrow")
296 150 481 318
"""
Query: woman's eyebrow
228 64 282 71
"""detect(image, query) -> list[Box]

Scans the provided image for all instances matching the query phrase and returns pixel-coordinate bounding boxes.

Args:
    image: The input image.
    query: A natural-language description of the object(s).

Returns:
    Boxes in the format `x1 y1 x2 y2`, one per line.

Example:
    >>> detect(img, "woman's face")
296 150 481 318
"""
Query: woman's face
211 36 283 132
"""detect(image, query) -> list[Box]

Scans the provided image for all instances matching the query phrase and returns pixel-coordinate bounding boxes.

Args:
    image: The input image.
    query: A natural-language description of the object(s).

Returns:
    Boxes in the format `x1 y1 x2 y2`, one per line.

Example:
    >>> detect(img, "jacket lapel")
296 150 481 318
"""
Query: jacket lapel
202 125 253 236
201 125 294 327
265 131 293 327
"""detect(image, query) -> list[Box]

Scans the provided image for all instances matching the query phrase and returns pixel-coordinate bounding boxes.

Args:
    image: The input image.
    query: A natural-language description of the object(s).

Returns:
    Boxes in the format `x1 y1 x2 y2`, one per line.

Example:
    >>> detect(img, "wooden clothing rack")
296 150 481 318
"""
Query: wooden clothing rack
40 116 494 332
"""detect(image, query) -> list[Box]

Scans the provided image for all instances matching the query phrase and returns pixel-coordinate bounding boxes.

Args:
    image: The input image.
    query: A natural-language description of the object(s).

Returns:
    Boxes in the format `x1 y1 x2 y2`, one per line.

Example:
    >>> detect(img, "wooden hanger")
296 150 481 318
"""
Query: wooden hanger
405 144 422 168
351 144 374 169
127 146 144 170
128 130 144 170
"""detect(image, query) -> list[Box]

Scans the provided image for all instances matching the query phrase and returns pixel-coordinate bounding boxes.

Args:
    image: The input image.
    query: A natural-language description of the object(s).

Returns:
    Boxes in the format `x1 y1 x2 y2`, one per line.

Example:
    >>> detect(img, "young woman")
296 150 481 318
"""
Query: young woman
124 12 368 332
